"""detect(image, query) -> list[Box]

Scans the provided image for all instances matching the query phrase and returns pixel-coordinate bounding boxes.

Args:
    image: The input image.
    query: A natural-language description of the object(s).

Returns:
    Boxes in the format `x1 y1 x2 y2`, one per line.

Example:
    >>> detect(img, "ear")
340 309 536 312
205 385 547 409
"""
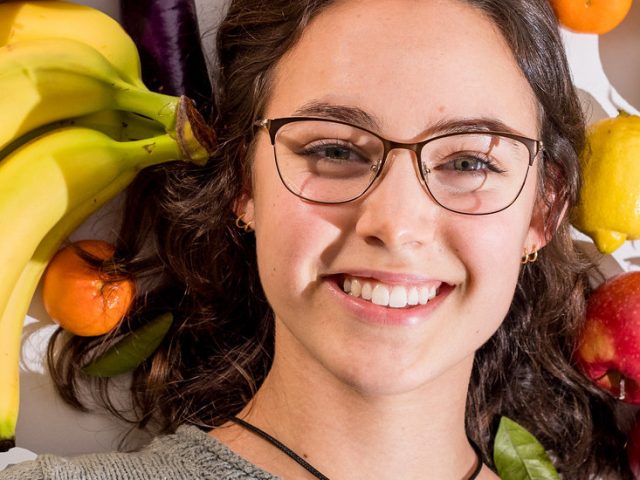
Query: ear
233 191 256 228
525 197 554 251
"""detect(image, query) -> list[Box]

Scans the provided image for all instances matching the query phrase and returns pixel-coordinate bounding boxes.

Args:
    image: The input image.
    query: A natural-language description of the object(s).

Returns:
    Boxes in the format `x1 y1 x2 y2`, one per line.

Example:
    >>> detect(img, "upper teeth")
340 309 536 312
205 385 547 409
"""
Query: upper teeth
343 276 438 308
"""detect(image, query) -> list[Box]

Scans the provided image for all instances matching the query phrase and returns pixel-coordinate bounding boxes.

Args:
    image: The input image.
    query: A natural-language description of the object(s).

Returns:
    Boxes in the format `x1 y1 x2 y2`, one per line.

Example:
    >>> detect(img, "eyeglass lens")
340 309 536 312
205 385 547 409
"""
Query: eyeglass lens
272 120 532 214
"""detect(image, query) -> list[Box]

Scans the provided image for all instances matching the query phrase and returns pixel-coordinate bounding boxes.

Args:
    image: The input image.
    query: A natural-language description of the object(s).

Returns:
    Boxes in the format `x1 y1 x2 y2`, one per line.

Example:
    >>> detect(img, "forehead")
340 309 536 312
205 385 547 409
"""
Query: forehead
267 0 539 140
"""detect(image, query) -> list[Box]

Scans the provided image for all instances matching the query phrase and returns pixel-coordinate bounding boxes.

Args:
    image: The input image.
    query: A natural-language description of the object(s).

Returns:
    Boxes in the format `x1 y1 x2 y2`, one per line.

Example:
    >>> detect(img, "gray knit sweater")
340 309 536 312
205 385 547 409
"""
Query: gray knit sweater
0 425 281 479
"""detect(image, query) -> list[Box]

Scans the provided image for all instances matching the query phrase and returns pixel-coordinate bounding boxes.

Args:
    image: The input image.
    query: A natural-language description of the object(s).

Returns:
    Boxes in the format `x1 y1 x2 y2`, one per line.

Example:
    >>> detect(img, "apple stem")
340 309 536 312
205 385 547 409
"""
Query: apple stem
619 377 627 401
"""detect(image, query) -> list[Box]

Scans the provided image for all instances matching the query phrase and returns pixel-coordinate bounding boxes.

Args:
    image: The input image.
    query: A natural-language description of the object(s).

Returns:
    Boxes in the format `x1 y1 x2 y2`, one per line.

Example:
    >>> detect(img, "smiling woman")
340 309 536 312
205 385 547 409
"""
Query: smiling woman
0 0 633 479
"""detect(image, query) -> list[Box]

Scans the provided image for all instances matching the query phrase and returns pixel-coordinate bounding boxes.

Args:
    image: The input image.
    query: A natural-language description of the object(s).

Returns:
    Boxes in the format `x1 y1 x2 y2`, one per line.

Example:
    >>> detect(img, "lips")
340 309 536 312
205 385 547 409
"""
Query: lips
341 274 442 309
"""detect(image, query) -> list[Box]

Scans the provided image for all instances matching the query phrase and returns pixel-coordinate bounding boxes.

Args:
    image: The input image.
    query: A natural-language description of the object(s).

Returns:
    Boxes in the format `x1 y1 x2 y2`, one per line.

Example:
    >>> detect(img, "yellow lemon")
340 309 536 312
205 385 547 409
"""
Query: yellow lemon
571 113 640 254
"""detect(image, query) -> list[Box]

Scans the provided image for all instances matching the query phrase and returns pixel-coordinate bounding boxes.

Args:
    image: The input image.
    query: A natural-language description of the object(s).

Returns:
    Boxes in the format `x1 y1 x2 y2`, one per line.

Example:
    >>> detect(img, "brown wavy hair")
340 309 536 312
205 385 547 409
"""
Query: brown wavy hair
47 0 633 477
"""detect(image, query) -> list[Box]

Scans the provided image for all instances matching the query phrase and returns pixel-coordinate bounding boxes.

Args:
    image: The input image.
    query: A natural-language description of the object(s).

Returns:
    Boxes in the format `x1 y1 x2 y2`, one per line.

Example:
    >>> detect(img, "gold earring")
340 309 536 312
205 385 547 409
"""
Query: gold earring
235 213 253 232
521 246 538 264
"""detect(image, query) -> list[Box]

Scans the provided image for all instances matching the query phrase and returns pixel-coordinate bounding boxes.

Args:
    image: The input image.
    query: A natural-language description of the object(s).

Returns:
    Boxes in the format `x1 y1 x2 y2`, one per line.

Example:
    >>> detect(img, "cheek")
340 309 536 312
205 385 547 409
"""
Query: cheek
254 207 345 327
460 176 539 282
461 221 523 290
449 200 535 337
251 147 342 299
255 210 320 284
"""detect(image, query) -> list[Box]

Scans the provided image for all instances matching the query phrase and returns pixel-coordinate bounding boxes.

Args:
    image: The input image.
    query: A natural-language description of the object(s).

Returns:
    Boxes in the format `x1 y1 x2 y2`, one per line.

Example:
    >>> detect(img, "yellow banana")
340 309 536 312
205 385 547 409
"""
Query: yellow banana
0 37 182 152
0 0 145 88
0 126 198 449
0 111 166 161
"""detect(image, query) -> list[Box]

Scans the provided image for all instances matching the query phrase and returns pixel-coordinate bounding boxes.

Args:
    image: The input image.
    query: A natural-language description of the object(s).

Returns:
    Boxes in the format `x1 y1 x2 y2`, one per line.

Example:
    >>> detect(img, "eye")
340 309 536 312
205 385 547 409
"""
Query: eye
301 140 370 164
436 153 506 174
323 146 351 160
453 156 487 171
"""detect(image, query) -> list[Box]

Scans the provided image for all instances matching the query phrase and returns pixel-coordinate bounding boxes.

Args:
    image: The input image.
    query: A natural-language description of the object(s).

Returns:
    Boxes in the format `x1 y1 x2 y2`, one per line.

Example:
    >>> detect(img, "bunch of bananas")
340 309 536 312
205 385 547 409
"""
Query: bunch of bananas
0 1 215 452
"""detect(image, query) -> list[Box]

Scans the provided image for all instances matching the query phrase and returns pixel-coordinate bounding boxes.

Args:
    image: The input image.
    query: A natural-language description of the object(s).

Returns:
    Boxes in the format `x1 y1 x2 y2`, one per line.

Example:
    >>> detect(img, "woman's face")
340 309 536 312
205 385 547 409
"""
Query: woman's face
242 0 546 395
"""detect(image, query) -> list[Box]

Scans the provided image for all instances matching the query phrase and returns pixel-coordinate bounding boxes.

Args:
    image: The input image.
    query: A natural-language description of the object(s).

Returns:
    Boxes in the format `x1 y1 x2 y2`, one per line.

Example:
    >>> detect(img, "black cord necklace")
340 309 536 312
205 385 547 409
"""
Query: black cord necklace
228 416 484 480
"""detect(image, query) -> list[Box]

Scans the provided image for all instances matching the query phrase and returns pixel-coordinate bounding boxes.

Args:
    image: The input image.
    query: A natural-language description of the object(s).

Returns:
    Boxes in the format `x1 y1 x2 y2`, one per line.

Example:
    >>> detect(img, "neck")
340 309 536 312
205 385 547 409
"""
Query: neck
214 325 487 480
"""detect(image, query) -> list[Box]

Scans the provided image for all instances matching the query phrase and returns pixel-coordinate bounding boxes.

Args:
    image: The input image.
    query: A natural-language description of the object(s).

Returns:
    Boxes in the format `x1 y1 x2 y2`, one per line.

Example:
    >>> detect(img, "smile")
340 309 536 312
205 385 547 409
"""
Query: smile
341 275 441 309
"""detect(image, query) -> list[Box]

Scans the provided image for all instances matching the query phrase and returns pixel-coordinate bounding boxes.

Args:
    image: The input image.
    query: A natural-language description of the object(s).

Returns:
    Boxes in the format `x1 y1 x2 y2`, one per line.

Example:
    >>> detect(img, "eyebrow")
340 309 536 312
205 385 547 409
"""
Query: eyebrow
292 101 382 131
290 101 530 138
423 117 527 137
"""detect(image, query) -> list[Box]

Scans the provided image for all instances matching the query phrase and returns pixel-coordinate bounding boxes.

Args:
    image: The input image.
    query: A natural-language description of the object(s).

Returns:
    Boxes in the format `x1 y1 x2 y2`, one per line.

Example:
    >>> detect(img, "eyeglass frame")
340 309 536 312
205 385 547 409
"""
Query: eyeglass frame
254 116 544 215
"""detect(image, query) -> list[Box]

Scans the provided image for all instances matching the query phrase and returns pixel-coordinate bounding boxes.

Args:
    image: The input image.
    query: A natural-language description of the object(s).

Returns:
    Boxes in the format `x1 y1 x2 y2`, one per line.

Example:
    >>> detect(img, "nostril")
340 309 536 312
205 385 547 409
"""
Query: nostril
364 235 386 248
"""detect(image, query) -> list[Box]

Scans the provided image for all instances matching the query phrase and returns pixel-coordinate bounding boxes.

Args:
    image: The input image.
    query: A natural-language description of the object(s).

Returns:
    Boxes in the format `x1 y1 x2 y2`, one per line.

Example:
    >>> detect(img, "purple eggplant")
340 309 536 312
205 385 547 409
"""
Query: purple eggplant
120 0 213 120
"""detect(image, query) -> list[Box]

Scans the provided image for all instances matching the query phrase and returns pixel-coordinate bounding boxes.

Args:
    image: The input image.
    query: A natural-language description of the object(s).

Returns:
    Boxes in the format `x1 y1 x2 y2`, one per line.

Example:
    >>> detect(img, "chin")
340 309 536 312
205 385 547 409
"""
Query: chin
328 353 467 398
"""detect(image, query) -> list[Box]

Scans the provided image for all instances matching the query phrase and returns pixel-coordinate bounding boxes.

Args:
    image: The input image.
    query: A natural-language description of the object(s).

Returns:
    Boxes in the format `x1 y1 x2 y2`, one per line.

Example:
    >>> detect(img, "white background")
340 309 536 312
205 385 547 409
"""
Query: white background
1 0 640 470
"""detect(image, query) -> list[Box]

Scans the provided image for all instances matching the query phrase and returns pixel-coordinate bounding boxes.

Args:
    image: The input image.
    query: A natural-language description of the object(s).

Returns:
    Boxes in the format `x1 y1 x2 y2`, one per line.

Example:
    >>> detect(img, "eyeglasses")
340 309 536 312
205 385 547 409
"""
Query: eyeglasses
254 117 543 215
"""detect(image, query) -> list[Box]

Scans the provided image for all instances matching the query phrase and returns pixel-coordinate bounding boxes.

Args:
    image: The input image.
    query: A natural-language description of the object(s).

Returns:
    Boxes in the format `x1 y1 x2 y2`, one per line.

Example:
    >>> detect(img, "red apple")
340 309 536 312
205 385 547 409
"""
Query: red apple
628 411 640 478
574 271 640 404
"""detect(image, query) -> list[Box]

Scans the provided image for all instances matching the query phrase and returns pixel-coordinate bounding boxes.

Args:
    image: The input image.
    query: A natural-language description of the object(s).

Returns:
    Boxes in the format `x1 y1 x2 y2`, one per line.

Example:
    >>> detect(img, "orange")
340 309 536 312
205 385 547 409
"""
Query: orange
42 239 135 336
551 0 633 34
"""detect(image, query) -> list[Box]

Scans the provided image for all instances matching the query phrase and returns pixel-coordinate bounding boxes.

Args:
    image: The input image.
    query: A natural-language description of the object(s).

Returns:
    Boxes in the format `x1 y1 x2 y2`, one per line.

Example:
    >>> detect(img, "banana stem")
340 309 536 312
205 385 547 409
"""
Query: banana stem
174 96 216 165
121 133 184 168
114 87 180 133
113 91 216 166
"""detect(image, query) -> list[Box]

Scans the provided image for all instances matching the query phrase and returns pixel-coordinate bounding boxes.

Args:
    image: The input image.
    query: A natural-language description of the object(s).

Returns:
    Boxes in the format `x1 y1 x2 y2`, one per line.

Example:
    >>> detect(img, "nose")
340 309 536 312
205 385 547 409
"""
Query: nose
354 148 439 250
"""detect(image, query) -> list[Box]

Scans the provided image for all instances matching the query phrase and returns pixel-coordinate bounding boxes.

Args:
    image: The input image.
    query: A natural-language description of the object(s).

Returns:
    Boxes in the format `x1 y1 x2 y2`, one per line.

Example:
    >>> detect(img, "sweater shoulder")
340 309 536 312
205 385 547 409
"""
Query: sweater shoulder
0 425 280 480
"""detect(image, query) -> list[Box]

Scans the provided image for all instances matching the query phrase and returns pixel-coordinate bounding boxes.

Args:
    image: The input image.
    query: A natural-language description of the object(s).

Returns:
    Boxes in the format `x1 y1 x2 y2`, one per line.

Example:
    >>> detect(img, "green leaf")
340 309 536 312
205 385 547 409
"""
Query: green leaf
493 416 560 480
82 312 173 377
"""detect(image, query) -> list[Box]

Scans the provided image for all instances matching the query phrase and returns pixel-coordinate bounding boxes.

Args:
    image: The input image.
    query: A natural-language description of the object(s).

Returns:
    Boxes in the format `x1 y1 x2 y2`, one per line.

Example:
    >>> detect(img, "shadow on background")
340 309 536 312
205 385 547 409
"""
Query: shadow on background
600 1 640 112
